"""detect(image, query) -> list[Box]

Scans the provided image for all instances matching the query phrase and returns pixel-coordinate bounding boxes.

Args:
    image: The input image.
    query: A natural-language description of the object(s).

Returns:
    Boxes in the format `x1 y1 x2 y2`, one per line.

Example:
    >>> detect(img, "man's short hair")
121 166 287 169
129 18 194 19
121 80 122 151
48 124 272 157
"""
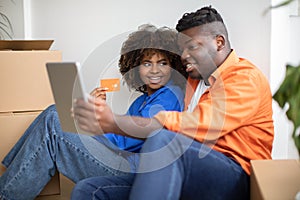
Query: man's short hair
176 6 224 32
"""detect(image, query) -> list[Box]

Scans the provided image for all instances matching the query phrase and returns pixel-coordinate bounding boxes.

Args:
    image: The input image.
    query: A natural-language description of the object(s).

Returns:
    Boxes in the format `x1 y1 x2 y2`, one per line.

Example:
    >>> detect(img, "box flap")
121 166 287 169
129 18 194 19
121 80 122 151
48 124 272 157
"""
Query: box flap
0 40 54 50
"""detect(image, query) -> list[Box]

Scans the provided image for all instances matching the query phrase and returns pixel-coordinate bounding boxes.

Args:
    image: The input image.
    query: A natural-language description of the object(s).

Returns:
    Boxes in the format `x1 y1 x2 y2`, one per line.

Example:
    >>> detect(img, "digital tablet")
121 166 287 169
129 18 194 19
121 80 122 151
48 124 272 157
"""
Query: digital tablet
46 62 91 134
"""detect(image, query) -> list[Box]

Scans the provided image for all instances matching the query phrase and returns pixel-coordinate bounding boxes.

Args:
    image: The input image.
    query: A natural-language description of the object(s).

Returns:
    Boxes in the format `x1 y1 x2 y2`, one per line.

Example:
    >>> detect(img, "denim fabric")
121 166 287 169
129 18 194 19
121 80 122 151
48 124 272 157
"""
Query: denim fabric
71 174 135 200
0 105 132 200
131 129 250 200
71 129 249 200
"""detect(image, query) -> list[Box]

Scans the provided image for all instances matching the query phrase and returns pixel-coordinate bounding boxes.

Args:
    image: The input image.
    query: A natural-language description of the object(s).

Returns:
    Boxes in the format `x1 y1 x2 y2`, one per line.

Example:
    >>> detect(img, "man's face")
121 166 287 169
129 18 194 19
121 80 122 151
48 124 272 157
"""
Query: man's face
177 25 218 81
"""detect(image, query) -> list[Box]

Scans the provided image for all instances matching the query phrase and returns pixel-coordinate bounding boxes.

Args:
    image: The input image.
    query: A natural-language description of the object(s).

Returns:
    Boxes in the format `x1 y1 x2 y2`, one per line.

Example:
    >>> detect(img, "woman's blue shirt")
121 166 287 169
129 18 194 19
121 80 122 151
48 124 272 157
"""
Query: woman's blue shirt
103 81 184 152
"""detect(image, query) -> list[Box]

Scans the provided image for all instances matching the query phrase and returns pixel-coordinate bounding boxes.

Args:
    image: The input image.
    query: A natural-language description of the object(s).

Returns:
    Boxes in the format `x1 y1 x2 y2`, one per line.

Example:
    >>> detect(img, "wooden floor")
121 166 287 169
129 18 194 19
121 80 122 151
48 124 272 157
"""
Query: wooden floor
35 175 75 200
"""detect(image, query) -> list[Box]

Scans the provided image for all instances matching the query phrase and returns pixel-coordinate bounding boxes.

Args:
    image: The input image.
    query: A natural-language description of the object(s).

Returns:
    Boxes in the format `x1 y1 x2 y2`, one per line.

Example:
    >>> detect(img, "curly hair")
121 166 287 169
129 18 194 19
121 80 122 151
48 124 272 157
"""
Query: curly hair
176 6 224 32
119 24 188 93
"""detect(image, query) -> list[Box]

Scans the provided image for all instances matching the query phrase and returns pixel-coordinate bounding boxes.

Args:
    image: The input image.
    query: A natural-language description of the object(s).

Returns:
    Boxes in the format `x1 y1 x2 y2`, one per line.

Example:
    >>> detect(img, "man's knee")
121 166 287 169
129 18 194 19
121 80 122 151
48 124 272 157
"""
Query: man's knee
71 176 132 200
143 129 192 153
71 179 93 199
143 129 176 150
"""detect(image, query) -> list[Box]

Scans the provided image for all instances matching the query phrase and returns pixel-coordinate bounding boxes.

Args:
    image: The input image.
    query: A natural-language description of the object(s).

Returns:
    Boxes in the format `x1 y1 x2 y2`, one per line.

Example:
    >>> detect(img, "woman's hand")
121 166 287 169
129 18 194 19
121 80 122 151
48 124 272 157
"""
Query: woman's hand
90 87 108 101
71 96 115 135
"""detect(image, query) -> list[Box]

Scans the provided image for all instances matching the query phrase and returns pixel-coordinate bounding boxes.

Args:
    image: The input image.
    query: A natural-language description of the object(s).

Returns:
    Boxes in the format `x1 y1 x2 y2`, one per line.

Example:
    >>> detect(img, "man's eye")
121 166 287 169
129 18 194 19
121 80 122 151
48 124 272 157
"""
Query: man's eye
188 45 199 50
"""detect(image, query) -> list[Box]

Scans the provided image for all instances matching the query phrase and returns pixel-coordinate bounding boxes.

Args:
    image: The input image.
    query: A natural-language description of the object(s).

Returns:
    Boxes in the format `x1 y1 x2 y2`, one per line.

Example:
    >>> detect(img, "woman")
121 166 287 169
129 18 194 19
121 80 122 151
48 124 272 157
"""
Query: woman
0 24 187 200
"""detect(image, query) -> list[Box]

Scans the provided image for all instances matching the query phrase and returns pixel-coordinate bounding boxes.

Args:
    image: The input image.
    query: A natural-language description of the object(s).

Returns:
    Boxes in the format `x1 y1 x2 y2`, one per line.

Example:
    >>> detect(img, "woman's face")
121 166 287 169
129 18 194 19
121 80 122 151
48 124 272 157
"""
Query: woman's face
139 52 172 95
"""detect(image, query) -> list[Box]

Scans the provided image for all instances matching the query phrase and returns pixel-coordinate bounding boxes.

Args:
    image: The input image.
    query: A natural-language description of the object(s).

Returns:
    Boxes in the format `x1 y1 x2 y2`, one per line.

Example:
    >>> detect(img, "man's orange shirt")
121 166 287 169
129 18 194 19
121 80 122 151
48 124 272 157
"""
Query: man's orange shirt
154 50 274 175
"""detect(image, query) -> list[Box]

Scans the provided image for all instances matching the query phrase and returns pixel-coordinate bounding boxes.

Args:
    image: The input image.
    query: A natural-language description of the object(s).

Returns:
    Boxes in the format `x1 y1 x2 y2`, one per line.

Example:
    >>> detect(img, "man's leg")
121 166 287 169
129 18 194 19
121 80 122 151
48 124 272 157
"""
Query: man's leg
130 129 250 200
71 174 134 200
0 105 129 200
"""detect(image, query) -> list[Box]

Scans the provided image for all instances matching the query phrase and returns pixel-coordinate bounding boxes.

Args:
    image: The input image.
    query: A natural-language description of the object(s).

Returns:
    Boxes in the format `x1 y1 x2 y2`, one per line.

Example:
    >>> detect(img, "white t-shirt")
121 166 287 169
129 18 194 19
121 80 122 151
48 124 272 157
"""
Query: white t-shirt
187 80 209 112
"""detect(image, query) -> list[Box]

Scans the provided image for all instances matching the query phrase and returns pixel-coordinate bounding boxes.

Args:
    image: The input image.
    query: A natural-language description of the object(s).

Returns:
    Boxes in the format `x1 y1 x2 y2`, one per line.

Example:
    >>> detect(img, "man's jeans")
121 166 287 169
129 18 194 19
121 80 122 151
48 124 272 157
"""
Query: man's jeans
0 105 134 200
71 129 249 200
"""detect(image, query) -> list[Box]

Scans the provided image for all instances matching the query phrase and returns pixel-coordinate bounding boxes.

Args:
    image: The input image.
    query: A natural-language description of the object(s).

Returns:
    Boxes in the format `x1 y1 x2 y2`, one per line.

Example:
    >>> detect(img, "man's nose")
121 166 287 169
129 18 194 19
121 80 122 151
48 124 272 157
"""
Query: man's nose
181 49 190 61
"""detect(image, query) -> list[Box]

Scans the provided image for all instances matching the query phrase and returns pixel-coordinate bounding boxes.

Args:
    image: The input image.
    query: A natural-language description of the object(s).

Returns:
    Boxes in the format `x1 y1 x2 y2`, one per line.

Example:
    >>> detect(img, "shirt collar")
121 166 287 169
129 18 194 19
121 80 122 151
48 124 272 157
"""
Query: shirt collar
146 80 173 99
139 80 174 111
211 49 239 81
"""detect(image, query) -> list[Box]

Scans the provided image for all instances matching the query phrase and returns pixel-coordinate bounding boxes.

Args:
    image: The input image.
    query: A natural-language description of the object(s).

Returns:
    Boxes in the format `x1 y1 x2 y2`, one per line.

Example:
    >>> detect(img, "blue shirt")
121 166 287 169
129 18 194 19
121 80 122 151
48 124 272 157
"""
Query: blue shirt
104 81 184 152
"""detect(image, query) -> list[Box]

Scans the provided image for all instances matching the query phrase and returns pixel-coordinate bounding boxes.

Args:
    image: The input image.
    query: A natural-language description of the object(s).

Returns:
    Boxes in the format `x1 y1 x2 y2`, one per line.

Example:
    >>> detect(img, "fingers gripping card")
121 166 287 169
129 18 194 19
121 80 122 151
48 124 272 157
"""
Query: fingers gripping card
100 78 120 92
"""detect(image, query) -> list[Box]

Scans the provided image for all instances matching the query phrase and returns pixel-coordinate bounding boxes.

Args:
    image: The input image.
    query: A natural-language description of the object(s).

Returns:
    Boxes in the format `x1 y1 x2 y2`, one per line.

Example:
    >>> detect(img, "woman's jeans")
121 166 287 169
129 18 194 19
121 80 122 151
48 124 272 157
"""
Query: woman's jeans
0 105 135 200
71 129 249 200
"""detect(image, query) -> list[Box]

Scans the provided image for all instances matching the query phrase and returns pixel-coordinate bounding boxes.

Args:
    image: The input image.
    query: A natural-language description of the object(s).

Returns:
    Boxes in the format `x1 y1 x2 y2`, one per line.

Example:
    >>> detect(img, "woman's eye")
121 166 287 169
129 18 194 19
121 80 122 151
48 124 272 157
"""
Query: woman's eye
142 63 152 67
159 62 168 66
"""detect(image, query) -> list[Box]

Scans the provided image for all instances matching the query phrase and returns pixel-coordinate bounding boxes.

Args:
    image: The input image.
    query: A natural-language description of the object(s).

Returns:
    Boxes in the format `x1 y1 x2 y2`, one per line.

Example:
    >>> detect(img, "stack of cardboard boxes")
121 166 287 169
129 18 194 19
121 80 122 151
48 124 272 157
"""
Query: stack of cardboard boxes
0 41 62 196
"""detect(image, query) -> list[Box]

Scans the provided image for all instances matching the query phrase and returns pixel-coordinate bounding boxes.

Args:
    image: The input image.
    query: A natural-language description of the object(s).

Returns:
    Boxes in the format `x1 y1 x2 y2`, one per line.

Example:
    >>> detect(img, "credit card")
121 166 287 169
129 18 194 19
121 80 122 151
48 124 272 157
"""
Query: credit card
100 78 120 92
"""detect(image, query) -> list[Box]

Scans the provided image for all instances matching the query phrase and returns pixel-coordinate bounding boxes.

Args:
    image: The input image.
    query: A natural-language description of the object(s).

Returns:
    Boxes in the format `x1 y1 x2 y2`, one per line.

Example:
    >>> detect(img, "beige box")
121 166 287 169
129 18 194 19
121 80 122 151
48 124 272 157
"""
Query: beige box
0 47 62 196
0 50 61 112
0 112 61 196
250 159 300 200
0 112 41 162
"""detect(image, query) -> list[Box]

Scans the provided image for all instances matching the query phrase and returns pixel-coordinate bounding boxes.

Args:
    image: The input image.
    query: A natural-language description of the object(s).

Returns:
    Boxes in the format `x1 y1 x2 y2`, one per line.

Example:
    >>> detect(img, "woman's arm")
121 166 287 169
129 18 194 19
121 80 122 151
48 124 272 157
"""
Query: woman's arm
90 87 108 101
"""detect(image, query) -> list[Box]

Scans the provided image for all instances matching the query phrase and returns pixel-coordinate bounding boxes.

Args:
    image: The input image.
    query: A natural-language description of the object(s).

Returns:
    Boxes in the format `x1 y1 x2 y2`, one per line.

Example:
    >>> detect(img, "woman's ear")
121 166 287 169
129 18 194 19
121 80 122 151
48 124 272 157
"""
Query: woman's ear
216 35 225 51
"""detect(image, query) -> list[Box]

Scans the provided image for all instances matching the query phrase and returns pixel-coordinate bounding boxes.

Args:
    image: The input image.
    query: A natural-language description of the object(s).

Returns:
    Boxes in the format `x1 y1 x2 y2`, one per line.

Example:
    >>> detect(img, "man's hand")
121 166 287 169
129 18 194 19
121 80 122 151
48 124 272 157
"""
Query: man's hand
72 96 115 134
72 96 163 138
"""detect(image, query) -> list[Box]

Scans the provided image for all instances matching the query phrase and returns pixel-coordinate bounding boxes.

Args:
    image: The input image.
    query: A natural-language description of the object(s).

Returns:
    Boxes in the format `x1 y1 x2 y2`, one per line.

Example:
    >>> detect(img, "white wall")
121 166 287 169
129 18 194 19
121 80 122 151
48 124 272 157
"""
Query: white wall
270 0 300 159
44 0 271 77
6 0 271 75
5 0 298 159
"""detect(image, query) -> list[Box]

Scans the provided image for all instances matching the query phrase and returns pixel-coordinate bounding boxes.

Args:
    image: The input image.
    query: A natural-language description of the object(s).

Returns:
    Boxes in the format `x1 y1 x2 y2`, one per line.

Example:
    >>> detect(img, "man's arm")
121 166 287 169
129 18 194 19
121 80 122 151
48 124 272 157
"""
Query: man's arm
113 114 163 139
72 97 163 139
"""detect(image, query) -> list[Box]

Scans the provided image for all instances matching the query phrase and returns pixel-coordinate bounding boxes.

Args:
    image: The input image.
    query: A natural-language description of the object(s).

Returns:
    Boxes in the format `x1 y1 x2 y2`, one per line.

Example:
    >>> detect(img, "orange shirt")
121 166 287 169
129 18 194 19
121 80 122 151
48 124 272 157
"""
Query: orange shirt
154 50 274 175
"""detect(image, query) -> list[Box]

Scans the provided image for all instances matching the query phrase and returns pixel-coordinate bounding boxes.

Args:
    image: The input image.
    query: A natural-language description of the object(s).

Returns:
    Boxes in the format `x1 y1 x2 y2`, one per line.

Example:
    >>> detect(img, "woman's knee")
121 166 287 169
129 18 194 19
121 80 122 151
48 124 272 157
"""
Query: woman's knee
41 104 57 116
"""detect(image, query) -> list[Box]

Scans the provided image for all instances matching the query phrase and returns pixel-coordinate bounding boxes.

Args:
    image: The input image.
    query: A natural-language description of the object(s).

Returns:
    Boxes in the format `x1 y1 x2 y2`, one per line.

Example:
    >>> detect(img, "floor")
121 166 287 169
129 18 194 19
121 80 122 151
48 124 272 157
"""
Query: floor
35 175 75 200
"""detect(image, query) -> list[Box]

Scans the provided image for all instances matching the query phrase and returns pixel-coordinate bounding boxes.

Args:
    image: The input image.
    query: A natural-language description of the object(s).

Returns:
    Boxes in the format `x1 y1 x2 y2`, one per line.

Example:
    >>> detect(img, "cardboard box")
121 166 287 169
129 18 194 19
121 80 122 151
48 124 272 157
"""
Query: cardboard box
250 159 300 200
39 172 60 196
0 47 62 196
0 111 61 196
0 112 43 165
0 50 61 112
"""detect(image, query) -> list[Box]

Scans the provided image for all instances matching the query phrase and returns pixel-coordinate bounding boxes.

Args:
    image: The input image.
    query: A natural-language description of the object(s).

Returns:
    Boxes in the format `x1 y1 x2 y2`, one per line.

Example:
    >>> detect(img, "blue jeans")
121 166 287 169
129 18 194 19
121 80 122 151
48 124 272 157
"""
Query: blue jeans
0 105 136 200
71 129 249 200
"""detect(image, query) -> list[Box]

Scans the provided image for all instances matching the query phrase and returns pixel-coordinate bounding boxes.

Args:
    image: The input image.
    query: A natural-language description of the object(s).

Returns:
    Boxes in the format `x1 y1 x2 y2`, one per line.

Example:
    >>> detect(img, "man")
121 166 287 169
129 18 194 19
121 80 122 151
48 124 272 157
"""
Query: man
72 6 274 200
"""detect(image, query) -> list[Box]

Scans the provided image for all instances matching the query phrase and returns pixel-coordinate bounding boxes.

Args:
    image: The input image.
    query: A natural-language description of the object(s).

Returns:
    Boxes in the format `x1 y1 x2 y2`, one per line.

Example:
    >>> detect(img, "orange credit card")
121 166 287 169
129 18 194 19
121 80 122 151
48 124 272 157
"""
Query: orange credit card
100 78 120 92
